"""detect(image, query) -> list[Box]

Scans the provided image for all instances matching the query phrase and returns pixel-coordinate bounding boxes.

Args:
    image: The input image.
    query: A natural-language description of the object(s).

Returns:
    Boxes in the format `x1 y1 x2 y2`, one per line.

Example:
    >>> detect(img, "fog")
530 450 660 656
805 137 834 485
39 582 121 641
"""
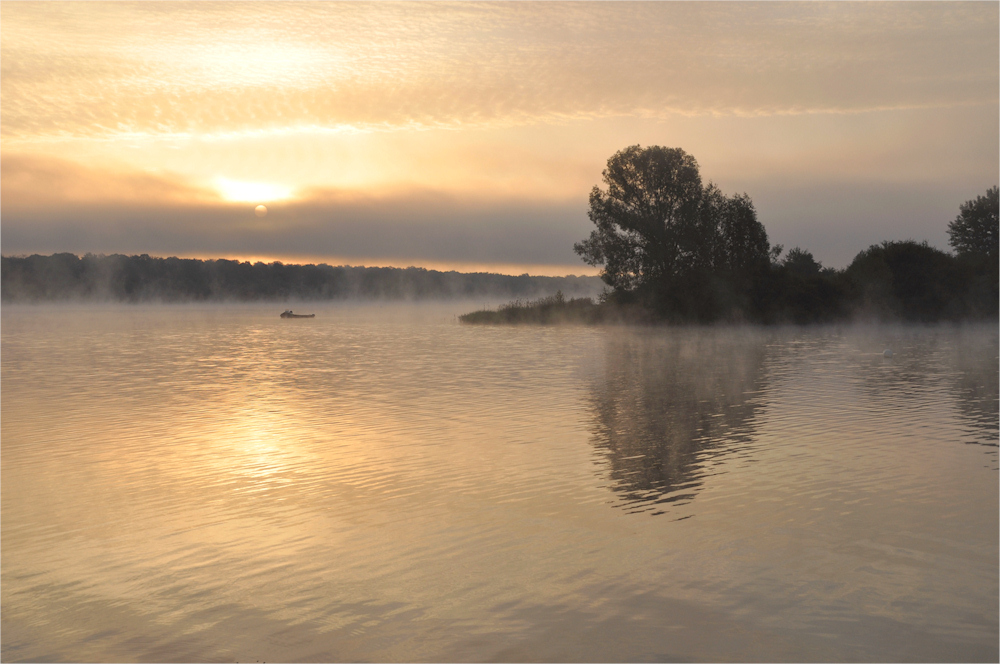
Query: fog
0 253 604 304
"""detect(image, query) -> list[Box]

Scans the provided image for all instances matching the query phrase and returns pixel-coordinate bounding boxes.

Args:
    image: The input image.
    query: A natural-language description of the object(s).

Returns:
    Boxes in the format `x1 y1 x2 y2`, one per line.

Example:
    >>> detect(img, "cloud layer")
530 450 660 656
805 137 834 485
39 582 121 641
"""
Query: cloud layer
3 2 996 140
2 154 593 272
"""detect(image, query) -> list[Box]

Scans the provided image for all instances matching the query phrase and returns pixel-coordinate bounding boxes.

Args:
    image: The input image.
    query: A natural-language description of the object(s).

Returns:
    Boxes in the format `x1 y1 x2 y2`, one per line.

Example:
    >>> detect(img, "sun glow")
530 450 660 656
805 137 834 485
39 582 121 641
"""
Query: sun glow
216 177 293 203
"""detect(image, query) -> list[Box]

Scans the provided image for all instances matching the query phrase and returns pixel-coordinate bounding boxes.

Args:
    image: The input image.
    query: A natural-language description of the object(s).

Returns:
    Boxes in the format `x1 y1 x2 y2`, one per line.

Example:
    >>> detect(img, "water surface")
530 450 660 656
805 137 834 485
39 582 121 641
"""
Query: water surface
2 303 997 662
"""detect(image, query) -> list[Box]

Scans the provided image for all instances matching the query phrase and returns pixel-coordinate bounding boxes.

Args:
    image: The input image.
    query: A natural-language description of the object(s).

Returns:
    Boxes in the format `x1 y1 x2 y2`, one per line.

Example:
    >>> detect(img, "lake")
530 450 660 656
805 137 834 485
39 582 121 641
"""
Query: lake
2 303 997 662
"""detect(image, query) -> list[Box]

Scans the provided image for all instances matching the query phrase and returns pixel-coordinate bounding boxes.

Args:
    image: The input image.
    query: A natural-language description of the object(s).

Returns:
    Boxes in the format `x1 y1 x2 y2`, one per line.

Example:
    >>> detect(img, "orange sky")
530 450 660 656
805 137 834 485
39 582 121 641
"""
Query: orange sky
2 2 997 274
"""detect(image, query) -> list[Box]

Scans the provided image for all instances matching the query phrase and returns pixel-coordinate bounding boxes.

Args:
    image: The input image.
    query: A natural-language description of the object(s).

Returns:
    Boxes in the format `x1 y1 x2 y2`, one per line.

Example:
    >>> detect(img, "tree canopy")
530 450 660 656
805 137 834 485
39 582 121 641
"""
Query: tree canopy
782 247 822 277
948 185 998 263
845 241 968 321
574 145 771 320
573 145 703 292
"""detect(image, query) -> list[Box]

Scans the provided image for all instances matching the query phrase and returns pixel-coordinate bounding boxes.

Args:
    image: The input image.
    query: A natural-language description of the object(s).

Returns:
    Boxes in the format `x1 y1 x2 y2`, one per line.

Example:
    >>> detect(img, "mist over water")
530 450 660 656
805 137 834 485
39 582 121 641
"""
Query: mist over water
2 303 996 662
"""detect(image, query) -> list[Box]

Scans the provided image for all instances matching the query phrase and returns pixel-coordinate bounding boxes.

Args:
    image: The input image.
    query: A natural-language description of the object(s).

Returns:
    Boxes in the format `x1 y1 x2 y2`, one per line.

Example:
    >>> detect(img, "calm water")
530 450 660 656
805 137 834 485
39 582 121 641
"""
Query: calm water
2 303 997 662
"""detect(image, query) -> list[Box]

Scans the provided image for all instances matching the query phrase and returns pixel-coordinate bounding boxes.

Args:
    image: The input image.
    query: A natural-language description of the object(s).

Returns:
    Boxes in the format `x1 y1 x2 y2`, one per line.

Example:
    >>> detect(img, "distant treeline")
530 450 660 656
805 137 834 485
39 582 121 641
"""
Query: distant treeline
0 253 603 302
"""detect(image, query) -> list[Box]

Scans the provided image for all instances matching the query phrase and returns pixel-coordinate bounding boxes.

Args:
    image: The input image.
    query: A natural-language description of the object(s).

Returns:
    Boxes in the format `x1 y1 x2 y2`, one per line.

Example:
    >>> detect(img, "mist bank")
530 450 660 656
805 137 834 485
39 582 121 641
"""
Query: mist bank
463 240 999 325
0 253 603 303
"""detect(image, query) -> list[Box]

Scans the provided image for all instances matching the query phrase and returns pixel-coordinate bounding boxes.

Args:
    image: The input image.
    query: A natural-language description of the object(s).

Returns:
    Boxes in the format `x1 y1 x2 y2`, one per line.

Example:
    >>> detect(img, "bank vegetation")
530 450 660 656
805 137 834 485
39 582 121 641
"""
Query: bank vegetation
463 146 997 325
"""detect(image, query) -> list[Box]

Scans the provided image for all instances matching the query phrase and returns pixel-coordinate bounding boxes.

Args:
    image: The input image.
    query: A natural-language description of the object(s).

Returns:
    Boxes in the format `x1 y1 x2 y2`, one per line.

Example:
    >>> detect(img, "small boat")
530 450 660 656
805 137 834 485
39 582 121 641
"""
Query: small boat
280 310 315 318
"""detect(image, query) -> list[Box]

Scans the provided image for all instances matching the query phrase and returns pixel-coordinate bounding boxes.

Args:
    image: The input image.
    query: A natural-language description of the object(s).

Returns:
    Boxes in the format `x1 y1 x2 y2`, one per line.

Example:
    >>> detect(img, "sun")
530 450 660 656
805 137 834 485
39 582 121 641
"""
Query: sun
215 177 292 203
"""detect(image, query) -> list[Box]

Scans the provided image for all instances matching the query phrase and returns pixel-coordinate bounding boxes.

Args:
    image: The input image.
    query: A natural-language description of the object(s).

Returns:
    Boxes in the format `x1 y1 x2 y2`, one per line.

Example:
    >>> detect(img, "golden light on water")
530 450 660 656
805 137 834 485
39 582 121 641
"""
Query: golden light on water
2 306 997 661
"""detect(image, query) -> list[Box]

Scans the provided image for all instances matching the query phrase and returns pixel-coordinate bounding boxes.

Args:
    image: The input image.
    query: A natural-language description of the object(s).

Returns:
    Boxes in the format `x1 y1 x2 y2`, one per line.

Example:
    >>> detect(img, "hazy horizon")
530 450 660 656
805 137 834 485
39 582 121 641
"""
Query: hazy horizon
0 249 601 279
2 2 997 274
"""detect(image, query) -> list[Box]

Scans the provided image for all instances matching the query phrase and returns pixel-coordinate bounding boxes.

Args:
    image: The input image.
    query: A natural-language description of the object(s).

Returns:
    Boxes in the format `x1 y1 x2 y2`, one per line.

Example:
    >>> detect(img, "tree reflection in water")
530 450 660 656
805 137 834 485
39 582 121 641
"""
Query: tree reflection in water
586 328 770 515
952 327 999 450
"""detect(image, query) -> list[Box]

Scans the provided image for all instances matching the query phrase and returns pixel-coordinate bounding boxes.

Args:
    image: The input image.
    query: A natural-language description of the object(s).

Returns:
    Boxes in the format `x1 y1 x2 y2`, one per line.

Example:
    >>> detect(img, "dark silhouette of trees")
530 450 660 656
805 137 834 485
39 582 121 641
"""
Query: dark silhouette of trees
949 186 998 263
845 241 968 321
574 146 704 294
568 146 997 324
947 186 999 315
748 247 848 324
574 145 773 321
781 247 822 277
0 254 602 303
715 190 771 276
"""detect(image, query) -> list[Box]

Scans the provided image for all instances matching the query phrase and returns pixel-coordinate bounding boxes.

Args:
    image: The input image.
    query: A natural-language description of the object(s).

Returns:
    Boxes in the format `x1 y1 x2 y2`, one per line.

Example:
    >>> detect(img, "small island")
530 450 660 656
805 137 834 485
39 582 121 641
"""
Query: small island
462 145 998 325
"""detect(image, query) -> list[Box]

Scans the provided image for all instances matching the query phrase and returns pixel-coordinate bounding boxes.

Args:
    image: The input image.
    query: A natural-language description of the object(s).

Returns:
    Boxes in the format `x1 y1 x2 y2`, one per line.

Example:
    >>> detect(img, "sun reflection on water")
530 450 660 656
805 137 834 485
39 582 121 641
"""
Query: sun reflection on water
1 306 996 662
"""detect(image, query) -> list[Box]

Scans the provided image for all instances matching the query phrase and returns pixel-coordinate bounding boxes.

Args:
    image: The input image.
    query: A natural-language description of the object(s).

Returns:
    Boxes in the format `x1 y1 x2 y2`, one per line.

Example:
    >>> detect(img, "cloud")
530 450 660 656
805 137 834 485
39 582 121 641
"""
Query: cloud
1 154 215 208
2 3 996 141
1 154 593 269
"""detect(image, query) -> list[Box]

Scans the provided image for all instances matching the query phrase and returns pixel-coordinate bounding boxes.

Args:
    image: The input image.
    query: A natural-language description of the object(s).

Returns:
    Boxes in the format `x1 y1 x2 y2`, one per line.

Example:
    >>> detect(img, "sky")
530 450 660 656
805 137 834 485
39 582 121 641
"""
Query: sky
2 2 997 275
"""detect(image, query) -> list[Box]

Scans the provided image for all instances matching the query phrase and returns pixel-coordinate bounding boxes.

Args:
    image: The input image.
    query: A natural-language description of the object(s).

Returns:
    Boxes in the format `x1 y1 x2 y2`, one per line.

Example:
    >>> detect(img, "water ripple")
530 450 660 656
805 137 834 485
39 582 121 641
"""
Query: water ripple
2 305 996 662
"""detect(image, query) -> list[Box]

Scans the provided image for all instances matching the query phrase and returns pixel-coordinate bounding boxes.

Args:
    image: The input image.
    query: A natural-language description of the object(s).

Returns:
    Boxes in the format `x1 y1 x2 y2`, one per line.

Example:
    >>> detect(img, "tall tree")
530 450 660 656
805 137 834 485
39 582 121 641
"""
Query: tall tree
574 145 771 319
574 146 704 294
